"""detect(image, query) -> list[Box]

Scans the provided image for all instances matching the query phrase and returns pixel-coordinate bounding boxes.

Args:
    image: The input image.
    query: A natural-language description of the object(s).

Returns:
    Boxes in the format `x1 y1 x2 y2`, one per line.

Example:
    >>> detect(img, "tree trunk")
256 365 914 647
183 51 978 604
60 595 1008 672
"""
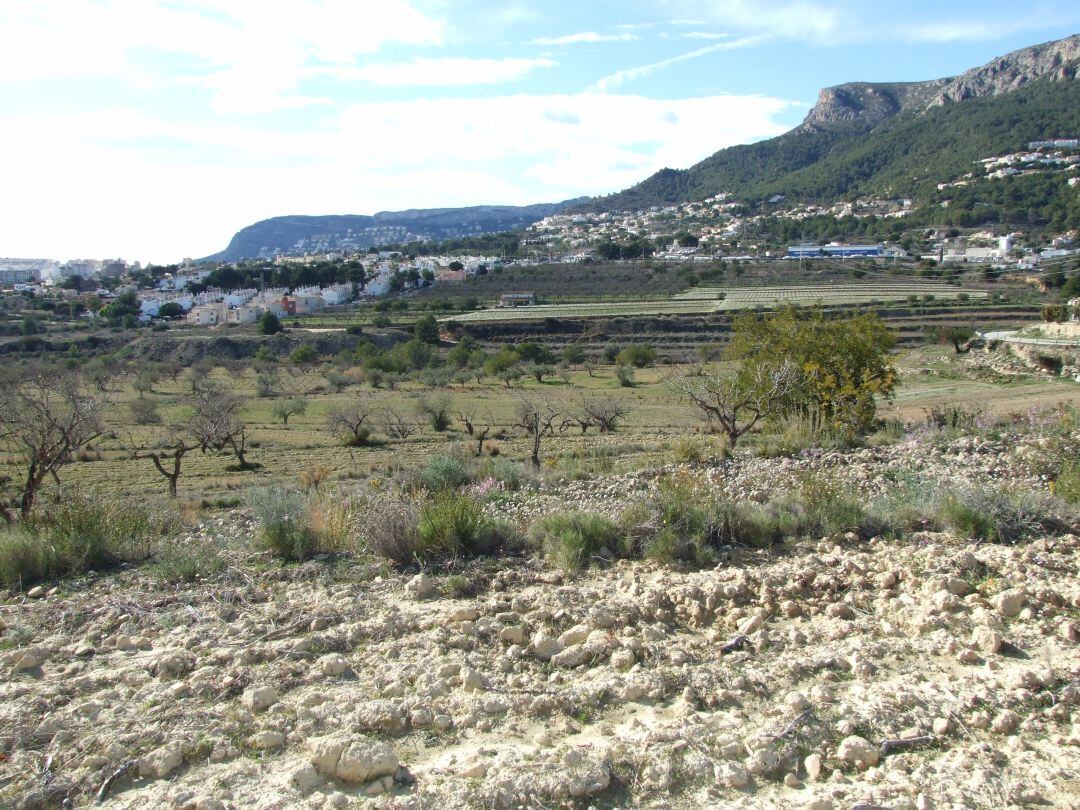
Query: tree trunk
19 464 42 518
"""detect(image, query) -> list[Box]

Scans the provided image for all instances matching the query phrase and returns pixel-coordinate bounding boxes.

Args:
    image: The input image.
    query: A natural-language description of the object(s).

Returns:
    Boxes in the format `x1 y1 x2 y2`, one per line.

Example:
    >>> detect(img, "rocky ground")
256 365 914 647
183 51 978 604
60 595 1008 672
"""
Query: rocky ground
2 437 1080 810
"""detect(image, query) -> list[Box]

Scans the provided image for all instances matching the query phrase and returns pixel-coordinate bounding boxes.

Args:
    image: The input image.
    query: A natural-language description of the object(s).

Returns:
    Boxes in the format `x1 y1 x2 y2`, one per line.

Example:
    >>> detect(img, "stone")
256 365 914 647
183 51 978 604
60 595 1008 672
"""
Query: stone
499 626 525 645
558 624 591 647
288 763 323 793
26 585 45 599
8 646 47 673
318 654 349 677
531 632 562 660
139 745 184 779
995 589 1026 618
783 772 800 788
242 685 279 711
738 609 768 635
249 730 285 749
610 648 635 671
405 574 434 599
308 733 399 784
552 644 592 668
449 606 479 622
746 747 780 776
991 710 1020 734
460 667 488 692
805 753 823 781
932 717 951 736
972 626 1003 654
836 735 879 769
716 761 750 789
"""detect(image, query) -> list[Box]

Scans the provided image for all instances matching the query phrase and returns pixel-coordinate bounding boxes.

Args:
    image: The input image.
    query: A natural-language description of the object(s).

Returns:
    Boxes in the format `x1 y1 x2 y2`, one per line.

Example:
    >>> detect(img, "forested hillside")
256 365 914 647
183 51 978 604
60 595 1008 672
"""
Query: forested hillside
585 77 1080 212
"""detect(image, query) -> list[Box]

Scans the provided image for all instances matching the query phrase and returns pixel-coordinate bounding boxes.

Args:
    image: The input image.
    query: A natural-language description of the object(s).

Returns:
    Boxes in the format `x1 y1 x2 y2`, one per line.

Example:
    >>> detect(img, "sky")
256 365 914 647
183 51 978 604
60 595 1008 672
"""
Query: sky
1 1 1077 264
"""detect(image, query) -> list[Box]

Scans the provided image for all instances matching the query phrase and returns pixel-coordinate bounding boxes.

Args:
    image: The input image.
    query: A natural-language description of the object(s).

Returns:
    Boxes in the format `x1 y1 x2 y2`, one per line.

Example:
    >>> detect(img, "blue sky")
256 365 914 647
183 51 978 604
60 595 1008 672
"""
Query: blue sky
1 1 1077 263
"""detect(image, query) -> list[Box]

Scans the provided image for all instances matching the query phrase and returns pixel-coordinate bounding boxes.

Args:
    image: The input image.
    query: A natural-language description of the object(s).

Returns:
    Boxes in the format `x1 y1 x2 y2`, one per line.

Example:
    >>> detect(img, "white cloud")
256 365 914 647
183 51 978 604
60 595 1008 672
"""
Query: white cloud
680 31 732 40
664 0 841 39
334 57 557 87
0 0 447 112
0 92 796 262
592 35 769 92
532 31 641 45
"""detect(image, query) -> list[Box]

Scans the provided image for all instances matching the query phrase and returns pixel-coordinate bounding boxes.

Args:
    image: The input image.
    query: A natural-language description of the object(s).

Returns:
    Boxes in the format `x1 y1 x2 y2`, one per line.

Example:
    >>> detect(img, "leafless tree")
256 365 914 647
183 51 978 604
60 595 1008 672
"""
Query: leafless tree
0 368 105 517
380 409 417 440
581 397 630 433
671 360 798 448
133 431 198 498
464 410 496 456
515 398 567 467
456 408 475 435
190 381 251 468
327 395 373 446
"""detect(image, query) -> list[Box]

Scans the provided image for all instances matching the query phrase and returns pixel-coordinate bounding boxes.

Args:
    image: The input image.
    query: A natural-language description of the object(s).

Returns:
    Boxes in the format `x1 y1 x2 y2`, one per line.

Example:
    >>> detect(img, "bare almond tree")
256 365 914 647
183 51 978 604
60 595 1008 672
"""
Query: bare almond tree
671 360 798 448
515 398 567 467
327 395 373 446
581 397 630 434
380 409 417 440
0 368 105 517
190 381 252 468
133 431 198 498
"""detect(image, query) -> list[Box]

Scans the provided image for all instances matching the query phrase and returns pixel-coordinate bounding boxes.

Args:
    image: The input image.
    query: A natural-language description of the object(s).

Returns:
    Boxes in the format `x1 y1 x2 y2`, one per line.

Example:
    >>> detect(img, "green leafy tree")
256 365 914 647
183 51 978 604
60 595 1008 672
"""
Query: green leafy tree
258 311 283 335
414 314 440 344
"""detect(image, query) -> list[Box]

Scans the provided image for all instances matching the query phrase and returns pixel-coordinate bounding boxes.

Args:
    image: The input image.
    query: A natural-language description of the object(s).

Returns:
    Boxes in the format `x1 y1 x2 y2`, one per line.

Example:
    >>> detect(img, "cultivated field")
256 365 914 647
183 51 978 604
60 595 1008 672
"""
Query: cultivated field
446 283 988 323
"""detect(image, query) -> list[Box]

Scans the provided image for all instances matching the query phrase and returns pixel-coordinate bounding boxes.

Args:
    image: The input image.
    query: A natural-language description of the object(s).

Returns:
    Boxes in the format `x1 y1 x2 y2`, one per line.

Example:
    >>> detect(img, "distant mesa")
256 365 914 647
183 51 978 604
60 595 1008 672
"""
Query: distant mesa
203 201 586 263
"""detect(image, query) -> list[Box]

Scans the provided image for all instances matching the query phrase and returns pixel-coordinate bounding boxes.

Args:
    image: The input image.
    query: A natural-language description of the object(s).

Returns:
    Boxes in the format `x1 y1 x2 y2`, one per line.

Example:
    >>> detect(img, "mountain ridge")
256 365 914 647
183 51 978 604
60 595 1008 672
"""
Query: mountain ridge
582 33 1080 213
202 200 585 263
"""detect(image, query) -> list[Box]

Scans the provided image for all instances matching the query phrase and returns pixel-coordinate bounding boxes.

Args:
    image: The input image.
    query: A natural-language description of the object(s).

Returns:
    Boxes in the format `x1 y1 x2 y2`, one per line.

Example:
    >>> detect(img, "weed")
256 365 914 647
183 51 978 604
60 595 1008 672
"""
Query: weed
360 501 420 565
248 486 319 562
154 538 225 583
530 512 624 572
420 455 471 492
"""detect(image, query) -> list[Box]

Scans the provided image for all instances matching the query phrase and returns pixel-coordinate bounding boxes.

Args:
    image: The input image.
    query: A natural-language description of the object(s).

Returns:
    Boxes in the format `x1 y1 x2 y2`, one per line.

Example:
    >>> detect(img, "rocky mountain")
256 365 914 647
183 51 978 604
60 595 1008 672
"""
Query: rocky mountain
204 201 584 263
584 34 1080 212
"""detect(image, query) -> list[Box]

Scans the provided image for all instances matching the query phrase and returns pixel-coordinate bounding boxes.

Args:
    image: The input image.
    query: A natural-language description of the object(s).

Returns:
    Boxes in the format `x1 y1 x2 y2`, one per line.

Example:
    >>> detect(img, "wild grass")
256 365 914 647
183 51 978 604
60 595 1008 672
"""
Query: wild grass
1 495 176 588
530 512 625 572
247 486 351 562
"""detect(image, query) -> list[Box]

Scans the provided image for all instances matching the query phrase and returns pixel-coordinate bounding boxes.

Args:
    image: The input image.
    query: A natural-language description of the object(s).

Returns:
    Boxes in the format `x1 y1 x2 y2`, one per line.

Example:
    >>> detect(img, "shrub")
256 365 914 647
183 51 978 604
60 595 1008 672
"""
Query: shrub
1054 461 1080 505
615 364 635 387
530 512 624 571
346 324 364 336
672 436 702 463
290 345 318 365
2 496 174 587
791 473 869 538
421 454 471 491
418 393 452 431
624 484 717 565
0 527 52 588
935 484 1067 544
129 397 162 425
248 486 319 562
361 501 420 565
416 493 486 562
710 499 790 548
615 345 656 368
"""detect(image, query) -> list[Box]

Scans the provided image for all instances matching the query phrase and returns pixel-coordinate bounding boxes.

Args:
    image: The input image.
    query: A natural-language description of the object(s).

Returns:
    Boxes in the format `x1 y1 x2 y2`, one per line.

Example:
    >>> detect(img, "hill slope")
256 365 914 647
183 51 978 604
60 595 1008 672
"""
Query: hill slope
584 34 1080 212
204 201 583 263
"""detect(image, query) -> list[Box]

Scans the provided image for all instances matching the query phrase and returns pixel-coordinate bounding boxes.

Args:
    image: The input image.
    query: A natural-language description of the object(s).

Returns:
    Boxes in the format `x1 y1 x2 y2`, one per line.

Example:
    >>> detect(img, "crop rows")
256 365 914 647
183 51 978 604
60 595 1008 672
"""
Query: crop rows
445 284 988 322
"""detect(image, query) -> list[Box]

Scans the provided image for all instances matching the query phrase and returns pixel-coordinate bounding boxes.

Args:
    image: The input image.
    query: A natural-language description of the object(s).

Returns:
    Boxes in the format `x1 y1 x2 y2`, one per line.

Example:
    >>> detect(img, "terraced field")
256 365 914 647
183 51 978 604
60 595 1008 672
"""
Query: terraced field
445 283 988 322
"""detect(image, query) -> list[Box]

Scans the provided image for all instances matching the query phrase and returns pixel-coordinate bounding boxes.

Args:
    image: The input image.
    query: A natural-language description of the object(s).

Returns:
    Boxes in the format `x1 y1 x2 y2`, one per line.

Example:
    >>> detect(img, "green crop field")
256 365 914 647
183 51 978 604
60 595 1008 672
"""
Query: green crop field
444 283 989 322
